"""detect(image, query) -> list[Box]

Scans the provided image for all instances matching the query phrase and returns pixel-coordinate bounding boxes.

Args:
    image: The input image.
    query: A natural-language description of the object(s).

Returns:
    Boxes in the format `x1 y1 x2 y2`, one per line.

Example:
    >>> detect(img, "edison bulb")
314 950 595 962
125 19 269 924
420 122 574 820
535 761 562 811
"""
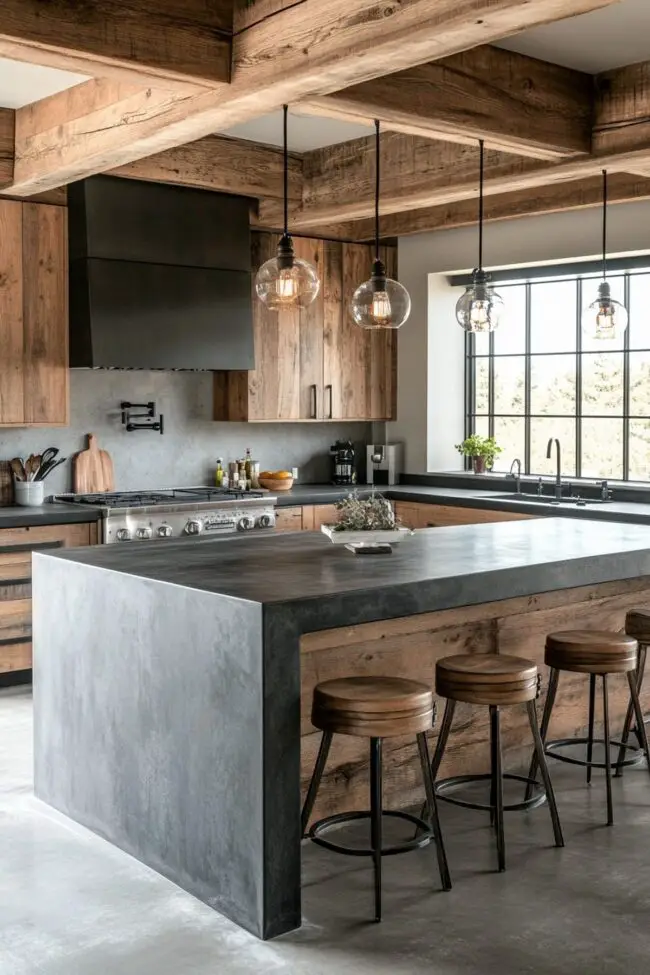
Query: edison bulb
582 281 628 343
455 270 504 333
350 262 411 329
255 235 320 310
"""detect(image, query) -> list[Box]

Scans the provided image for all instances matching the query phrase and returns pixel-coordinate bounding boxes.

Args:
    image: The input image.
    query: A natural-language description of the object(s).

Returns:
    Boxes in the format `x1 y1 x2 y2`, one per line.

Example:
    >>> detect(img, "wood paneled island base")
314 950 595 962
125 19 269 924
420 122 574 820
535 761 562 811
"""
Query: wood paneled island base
301 577 650 825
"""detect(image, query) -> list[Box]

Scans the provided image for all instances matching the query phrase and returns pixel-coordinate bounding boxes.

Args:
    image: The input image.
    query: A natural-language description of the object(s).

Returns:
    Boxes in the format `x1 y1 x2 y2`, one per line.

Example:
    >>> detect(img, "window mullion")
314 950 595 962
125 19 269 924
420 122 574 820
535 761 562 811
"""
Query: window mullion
623 272 631 480
576 278 582 479
524 283 531 474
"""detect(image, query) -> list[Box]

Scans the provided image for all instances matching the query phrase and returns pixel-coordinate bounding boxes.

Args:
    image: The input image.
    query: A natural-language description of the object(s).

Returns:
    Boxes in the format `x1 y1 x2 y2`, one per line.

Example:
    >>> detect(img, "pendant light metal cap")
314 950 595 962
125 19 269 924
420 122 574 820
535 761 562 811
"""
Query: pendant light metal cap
276 233 295 271
371 257 387 292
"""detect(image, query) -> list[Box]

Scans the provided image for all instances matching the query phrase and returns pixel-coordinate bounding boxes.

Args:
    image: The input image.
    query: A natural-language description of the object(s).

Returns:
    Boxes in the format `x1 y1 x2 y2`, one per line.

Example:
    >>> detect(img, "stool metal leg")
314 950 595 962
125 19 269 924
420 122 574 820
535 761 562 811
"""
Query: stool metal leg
300 731 333 837
370 737 383 922
526 700 564 848
419 698 456 827
490 705 505 872
587 674 596 785
416 732 452 891
526 667 560 801
490 709 497 828
431 698 456 780
602 675 614 826
616 644 647 776
626 668 650 779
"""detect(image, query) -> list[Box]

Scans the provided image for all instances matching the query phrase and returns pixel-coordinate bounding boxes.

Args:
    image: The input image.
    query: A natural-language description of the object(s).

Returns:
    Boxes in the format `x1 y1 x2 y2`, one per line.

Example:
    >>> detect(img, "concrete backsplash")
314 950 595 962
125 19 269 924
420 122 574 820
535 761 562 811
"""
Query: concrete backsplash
0 371 372 494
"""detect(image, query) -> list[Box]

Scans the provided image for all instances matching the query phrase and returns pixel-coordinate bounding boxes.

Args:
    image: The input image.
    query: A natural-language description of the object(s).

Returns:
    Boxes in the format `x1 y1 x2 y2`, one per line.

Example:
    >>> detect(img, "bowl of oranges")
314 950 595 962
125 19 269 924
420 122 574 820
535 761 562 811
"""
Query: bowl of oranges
258 470 294 491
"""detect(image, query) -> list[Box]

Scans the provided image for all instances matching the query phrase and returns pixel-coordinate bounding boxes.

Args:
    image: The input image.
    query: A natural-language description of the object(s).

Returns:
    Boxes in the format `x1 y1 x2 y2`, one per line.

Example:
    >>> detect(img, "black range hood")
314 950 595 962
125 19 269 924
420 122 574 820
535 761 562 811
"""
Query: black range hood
68 176 254 370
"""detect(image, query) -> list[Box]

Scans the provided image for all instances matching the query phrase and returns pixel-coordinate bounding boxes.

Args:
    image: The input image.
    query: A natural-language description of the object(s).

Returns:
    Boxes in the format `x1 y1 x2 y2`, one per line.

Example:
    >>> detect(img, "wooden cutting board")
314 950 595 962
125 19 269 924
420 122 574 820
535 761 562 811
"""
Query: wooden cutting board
73 434 115 495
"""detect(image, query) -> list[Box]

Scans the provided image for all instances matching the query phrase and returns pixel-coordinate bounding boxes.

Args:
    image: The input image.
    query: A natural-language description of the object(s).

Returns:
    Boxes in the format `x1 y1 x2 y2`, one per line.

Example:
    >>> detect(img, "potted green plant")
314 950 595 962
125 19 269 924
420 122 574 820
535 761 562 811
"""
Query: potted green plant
455 435 502 474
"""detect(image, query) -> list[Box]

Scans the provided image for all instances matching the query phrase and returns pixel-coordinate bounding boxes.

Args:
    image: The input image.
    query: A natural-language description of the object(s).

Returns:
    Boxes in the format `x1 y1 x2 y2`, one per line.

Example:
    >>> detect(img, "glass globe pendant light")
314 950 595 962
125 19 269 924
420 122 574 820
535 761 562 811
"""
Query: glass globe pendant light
455 139 504 333
350 120 411 329
255 105 320 309
581 169 628 342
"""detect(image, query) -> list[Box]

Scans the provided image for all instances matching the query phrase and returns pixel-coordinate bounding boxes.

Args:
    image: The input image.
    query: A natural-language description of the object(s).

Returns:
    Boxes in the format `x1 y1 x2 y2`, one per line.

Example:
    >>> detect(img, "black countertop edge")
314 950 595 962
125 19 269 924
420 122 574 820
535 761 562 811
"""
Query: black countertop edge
0 504 103 529
272 483 650 525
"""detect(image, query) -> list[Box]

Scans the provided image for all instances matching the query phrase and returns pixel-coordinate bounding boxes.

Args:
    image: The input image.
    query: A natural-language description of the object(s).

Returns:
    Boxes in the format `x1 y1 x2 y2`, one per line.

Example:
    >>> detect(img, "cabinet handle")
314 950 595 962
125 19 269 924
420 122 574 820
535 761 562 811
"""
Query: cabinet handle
325 384 333 419
309 384 317 419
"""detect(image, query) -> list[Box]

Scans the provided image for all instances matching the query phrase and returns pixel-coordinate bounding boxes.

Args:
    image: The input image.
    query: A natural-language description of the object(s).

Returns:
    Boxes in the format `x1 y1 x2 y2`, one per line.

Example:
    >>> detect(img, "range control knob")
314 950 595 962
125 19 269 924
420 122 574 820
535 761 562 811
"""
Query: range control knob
238 515 256 531
185 519 202 535
136 527 153 540
258 513 274 529
115 528 131 542
157 525 173 538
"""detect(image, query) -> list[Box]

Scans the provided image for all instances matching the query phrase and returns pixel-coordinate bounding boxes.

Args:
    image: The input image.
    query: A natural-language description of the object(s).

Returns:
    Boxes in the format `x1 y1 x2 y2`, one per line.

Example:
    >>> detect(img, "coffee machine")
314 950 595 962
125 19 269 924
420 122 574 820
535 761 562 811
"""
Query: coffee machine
330 440 357 485
366 443 403 486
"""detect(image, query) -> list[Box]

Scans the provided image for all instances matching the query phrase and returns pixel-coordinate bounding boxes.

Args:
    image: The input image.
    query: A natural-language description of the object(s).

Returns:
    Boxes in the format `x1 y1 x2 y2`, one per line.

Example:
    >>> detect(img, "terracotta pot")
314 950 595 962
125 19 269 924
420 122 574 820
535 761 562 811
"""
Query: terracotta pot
472 456 486 474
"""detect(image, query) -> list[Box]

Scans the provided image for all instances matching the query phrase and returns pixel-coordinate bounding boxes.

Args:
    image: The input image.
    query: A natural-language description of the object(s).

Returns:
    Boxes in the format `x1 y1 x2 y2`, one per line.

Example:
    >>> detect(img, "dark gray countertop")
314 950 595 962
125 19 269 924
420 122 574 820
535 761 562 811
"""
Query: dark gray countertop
43 518 650 628
0 503 102 529
275 482 650 525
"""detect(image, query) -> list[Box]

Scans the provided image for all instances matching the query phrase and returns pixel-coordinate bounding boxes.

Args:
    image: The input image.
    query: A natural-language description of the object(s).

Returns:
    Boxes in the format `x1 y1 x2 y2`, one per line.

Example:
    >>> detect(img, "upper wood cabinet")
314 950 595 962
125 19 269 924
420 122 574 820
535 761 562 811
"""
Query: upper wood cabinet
0 200 69 427
213 232 397 422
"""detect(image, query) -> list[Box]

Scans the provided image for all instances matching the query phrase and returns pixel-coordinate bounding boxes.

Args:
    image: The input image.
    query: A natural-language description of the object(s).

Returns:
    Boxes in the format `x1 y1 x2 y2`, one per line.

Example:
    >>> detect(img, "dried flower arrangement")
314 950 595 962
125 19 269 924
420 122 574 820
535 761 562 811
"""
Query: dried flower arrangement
333 490 397 532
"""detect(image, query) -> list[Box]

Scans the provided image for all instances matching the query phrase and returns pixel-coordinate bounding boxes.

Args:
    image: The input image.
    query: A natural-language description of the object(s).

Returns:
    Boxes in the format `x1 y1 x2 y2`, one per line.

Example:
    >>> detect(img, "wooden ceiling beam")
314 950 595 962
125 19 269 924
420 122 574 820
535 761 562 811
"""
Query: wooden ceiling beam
2 0 621 196
318 174 650 241
0 0 232 92
301 46 593 160
110 136 302 205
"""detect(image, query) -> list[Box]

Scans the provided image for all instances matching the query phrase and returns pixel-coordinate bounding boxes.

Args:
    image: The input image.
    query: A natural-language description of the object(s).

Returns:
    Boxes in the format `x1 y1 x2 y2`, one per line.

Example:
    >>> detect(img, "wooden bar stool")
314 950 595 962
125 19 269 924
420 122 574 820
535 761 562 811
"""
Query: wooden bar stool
616 610 650 774
301 675 451 923
430 654 564 873
527 630 650 825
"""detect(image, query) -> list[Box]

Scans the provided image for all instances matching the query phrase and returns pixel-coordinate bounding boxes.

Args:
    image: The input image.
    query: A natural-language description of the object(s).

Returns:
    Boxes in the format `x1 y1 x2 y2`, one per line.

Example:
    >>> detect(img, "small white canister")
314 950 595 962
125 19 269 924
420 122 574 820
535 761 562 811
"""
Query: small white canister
14 480 45 507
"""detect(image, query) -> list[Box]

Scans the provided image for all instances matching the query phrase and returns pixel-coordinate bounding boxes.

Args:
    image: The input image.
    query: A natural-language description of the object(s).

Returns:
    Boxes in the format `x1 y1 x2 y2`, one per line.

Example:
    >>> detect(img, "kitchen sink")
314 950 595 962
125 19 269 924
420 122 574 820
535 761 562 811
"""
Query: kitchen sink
486 493 612 506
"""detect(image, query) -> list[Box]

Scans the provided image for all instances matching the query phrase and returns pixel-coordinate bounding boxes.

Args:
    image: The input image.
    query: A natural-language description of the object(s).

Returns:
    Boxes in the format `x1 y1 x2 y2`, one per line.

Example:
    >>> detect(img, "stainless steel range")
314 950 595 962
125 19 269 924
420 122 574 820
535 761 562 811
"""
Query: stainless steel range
52 487 278 543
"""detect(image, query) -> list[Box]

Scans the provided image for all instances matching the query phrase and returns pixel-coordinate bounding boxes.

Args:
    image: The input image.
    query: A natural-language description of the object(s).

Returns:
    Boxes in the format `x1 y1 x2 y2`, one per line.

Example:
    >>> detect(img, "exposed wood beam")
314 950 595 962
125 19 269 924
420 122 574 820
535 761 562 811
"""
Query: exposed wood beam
301 47 593 160
319 174 650 240
0 0 231 92
7 81 195 196
4 0 621 196
593 61 650 173
111 136 302 205
0 109 14 187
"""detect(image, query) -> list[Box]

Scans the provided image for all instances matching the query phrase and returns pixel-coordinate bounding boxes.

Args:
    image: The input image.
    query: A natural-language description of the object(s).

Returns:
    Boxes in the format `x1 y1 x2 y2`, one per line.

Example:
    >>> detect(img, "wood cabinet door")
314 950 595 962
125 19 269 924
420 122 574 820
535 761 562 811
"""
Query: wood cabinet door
396 501 538 528
247 233 324 421
310 504 342 530
275 507 303 531
22 204 69 425
323 242 396 421
0 521 97 675
0 201 25 425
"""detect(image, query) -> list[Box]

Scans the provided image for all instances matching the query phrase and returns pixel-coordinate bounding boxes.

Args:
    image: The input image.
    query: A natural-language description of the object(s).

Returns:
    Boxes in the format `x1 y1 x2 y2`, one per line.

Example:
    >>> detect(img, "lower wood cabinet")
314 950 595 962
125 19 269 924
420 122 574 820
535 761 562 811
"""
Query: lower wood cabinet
394 501 538 529
0 521 98 675
275 506 304 531
302 504 342 530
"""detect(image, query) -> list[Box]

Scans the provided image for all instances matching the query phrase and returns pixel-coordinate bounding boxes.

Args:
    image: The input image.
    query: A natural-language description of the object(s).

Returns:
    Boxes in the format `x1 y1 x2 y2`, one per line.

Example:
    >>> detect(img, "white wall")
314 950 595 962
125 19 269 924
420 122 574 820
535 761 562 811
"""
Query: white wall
391 199 650 472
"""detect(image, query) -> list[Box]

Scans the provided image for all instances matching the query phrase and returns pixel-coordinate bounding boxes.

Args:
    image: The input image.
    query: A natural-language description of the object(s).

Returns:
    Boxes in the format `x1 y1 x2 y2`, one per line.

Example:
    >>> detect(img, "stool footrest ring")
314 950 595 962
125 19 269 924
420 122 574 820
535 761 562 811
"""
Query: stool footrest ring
435 772 546 812
545 736 644 770
308 810 434 857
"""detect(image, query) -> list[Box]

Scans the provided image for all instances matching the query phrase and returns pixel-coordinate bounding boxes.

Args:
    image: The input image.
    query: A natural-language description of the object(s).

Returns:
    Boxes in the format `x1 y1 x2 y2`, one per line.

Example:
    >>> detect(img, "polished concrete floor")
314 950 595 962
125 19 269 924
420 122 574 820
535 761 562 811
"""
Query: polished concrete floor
3 685 650 974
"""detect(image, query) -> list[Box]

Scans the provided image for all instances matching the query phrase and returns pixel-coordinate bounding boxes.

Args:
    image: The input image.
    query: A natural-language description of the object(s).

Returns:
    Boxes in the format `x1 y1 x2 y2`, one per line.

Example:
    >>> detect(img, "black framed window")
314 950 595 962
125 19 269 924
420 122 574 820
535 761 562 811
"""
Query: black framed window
465 269 650 480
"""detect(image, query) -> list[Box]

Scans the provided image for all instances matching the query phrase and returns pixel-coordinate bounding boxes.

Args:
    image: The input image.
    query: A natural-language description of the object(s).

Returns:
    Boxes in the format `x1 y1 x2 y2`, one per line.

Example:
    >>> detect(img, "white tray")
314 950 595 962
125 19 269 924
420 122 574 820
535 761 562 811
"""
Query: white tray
321 524 412 552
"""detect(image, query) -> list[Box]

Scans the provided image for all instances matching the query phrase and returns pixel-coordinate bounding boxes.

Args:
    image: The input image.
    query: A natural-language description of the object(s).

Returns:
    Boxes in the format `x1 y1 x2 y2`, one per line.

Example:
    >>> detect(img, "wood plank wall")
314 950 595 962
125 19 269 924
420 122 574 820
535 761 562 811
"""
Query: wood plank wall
300 577 650 824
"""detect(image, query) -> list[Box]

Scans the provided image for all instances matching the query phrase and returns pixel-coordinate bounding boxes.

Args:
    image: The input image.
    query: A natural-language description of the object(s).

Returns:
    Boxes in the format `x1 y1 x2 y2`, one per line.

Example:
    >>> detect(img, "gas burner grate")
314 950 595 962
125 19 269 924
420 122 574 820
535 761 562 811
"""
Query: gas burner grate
56 487 268 508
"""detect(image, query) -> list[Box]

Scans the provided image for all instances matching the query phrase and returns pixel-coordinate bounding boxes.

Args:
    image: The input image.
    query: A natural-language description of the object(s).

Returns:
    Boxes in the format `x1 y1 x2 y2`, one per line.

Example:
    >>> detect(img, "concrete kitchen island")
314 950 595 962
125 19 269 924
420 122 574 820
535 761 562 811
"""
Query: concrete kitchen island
32 519 650 939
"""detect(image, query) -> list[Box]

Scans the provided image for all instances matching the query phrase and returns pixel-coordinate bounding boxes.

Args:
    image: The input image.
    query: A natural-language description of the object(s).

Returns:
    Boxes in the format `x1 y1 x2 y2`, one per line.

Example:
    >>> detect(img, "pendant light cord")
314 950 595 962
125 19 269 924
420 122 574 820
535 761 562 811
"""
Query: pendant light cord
602 168 607 281
374 119 380 261
478 139 485 271
283 104 289 237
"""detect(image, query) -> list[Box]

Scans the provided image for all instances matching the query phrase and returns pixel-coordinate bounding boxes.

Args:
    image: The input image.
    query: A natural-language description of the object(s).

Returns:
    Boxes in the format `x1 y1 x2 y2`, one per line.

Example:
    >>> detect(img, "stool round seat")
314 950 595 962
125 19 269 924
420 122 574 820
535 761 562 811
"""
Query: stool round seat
625 610 650 644
545 630 638 673
312 676 434 738
436 654 538 705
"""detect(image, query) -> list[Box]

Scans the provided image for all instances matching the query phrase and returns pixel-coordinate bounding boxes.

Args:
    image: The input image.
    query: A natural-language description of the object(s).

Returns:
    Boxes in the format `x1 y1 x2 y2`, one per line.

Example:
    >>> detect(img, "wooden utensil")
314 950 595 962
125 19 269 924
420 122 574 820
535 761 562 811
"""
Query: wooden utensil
73 434 115 494
10 458 26 481
25 454 41 480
